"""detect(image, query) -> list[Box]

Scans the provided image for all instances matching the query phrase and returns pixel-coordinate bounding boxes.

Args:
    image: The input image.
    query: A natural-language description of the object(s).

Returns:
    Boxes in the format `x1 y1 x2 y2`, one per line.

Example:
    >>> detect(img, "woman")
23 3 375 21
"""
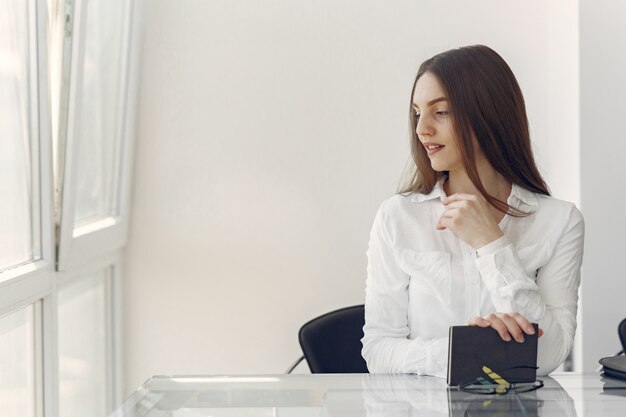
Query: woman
361 45 584 377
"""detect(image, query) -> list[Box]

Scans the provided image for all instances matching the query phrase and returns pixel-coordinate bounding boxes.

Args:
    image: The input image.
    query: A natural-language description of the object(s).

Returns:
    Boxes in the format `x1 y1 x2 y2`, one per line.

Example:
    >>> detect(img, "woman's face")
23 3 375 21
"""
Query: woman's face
412 72 463 173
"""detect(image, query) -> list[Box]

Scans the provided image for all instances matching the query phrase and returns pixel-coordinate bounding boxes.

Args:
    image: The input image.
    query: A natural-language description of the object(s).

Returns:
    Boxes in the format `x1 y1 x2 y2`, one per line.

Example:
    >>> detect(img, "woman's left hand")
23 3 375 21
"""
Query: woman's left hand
468 312 544 342
436 193 504 249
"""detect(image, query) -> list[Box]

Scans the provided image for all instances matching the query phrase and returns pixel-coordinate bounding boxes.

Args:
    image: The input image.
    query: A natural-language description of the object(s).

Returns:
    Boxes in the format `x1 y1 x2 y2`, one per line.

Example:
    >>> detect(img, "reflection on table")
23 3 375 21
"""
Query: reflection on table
110 373 626 417
361 374 575 417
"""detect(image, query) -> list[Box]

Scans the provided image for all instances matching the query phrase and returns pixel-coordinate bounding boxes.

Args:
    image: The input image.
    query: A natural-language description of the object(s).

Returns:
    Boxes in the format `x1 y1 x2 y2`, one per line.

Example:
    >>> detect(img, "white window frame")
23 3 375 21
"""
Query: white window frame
52 0 138 411
56 0 137 272
55 251 123 414
0 0 55 308
0 0 140 415
0 1 55 417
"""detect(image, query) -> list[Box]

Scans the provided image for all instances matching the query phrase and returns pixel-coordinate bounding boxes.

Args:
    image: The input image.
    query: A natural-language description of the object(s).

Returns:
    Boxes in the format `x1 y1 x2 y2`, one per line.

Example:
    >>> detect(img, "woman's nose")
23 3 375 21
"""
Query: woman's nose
416 115 434 136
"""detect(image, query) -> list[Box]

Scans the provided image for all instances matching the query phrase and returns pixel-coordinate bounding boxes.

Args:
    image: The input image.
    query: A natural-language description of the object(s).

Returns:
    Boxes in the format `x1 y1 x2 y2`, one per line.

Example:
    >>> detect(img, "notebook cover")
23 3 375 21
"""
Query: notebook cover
447 324 539 386
447 388 541 417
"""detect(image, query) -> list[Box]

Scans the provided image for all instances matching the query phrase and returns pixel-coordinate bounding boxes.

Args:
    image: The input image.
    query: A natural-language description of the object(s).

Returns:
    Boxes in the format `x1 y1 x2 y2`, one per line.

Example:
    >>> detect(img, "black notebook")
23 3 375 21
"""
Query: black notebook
447 388 541 417
447 324 539 386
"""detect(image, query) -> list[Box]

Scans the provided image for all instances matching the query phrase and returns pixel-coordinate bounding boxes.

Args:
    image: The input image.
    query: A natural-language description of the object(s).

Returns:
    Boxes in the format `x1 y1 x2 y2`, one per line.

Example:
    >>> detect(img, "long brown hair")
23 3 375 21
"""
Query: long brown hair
398 45 550 216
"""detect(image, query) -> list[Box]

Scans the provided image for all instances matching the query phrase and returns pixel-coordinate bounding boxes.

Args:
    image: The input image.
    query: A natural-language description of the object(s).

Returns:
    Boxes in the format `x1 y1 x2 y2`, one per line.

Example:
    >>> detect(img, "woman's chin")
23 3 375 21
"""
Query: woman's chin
429 158 459 173
429 161 448 172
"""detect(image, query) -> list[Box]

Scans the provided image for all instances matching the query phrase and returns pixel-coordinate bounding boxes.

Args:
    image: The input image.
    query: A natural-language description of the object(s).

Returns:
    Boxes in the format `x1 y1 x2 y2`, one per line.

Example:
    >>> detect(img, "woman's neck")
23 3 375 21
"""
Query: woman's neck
444 166 512 203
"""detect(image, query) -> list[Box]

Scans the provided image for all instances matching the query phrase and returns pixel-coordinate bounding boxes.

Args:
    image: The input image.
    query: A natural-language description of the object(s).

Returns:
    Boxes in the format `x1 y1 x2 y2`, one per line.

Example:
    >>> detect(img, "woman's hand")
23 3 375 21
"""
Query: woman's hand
437 193 504 249
468 312 543 342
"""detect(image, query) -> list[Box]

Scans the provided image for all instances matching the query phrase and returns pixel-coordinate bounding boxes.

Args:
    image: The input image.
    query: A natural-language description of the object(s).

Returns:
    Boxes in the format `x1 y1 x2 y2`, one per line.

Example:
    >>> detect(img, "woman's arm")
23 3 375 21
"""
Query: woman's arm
361 202 448 376
474 203 585 374
438 191 584 374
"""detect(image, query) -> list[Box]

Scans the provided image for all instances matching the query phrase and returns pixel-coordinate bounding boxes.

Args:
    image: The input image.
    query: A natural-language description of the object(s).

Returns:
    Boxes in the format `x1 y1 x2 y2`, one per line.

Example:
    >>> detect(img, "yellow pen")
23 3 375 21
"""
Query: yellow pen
482 365 510 388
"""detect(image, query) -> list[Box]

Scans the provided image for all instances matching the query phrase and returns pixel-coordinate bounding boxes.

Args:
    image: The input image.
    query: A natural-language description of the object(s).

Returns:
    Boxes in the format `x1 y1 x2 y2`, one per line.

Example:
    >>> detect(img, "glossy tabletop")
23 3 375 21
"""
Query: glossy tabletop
110 372 626 416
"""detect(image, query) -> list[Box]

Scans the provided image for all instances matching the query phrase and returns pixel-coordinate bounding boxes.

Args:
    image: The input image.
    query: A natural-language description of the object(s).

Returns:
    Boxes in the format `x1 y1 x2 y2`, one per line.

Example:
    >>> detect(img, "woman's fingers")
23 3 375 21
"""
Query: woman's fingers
443 193 478 205
443 200 470 211
510 312 535 335
484 314 512 342
441 207 460 218
478 312 543 342
497 313 525 343
468 316 491 327
437 208 460 230
437 193 503 248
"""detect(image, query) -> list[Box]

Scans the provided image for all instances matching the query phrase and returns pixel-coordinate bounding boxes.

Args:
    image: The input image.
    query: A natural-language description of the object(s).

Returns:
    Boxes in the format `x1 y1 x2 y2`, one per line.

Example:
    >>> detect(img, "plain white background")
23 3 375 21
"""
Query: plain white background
579 0 626 374
121 0 607 395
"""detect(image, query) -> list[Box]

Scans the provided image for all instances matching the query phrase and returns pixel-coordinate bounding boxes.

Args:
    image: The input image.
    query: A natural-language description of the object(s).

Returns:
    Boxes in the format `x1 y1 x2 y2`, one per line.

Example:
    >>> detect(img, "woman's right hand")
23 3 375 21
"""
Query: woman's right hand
468 312 543 343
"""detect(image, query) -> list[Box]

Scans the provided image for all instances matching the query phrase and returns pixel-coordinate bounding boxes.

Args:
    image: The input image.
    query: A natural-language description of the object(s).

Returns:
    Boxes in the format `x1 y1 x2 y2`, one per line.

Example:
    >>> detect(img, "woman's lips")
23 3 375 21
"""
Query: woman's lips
425 145 445 156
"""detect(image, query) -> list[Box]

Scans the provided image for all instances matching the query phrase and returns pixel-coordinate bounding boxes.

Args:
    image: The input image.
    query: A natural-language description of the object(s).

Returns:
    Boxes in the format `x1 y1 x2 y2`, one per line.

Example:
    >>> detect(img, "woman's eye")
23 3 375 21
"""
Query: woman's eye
414 113 421 120
435 111 449 116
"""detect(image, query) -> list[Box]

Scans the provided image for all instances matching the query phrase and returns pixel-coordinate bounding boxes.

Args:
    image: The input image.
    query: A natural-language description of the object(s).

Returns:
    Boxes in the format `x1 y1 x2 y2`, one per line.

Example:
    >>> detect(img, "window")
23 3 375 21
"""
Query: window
57 0 135 271
0 304 39 417
0 1 139 416
58 268 110 417
0 0 41 273
72 0 128 229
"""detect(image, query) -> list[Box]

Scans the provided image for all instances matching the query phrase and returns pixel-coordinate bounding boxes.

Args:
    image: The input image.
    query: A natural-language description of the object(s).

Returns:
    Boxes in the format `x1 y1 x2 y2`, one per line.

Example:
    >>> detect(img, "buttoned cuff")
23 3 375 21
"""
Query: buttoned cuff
424 337 449 378
475 236 517 290
473 236 544 323
403 337 449 378
476 235 511 258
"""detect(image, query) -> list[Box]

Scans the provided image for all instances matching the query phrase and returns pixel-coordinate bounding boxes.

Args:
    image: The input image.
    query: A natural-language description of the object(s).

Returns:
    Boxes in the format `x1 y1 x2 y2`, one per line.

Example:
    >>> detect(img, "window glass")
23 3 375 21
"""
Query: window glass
58 269 109 417
73 0 127 227
0 305 37 417
47 0 65 179
0 0 40 271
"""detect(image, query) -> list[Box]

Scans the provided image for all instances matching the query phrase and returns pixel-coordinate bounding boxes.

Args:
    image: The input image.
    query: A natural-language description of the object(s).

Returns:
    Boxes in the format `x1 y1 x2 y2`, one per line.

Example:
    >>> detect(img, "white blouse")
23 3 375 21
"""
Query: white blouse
361 177 585 377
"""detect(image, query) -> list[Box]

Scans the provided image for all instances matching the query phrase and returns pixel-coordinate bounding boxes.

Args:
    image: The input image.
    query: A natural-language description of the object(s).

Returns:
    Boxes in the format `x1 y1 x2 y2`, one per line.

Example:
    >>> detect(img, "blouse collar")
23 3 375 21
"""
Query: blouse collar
409 176 539 206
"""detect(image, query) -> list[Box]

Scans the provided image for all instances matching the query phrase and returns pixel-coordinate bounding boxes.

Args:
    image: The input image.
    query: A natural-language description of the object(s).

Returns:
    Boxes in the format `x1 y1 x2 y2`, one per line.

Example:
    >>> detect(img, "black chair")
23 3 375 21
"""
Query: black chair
287 305 369 373
617 319 626 355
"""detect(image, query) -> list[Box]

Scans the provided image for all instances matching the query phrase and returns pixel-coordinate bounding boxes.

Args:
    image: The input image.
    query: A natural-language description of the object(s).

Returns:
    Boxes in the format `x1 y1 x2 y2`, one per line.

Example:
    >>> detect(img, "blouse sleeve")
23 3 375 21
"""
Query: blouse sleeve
475 203 585 375
361 203 448 376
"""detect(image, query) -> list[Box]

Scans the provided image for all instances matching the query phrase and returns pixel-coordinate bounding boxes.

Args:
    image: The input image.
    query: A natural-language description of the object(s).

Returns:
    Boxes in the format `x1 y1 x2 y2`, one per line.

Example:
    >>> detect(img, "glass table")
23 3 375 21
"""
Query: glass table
110 372 626 416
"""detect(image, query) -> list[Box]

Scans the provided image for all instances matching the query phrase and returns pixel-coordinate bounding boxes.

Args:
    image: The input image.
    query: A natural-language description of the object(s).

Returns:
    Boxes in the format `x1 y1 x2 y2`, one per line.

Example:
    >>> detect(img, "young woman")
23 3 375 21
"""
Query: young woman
361 45 584 377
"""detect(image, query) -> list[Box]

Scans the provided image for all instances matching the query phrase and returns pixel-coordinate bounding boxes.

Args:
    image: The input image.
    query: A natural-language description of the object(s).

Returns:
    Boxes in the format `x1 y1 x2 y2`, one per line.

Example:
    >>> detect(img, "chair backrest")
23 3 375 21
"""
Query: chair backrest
617 319 626 354
298 305 368 373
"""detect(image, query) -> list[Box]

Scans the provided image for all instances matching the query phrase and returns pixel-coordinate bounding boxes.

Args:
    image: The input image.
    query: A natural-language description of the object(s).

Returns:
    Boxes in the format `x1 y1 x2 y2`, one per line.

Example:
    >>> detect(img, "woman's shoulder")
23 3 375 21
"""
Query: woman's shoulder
529 191 584 227
377 190 436 213
511 183 578 212
379 182 445 212
376 193 414 215
535 193 582 214
372 192 438 234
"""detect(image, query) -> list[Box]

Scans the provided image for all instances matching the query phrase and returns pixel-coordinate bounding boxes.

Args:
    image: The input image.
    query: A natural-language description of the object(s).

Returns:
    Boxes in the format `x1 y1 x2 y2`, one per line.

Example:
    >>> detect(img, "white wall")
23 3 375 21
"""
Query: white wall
579 0 626 371
123 0 579 394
